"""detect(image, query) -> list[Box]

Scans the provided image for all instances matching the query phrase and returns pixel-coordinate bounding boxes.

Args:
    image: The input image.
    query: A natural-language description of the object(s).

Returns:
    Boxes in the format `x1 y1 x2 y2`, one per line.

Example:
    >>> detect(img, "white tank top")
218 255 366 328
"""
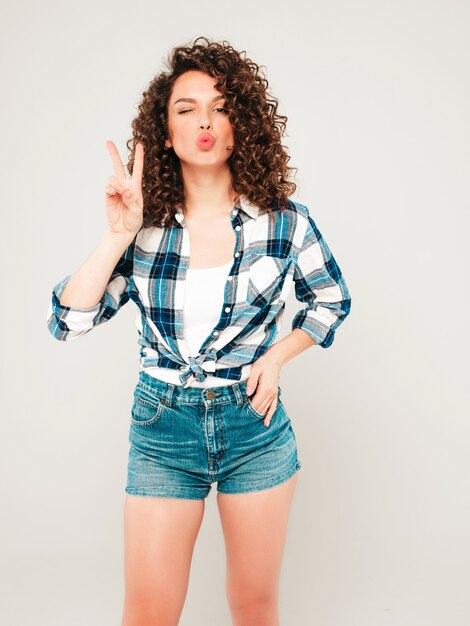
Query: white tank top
143 259 250 387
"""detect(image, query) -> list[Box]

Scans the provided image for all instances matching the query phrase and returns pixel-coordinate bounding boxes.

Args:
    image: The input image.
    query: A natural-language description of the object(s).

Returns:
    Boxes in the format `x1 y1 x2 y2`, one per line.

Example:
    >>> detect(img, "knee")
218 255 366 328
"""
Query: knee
229 595 279 626
121 597 179 626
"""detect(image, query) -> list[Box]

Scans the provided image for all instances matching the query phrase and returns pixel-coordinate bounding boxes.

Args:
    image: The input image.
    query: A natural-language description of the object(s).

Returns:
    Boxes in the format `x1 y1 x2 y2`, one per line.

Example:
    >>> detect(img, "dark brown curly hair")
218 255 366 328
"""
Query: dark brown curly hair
125 36 297 229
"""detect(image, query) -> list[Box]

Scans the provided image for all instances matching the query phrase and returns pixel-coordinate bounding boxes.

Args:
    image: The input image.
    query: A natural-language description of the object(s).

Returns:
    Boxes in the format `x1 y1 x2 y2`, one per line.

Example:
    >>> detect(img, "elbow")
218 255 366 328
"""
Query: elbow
46 315 89 342
292 296 352 349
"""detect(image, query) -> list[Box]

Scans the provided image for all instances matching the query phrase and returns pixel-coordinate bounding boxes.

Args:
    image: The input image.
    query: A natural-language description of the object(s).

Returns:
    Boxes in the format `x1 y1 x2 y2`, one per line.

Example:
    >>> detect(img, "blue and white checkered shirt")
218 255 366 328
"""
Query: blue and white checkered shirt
47 195 352 387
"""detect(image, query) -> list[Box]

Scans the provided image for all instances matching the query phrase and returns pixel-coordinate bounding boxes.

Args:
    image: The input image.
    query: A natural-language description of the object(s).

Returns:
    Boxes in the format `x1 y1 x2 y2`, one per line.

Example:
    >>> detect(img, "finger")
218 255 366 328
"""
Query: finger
264 400 277 427
250 392 270 416
246 377 258 395
105 184 118 195
108 176 126 194
121 187 140 212
256 391 278 415
106 140 127 183
131 142 145 188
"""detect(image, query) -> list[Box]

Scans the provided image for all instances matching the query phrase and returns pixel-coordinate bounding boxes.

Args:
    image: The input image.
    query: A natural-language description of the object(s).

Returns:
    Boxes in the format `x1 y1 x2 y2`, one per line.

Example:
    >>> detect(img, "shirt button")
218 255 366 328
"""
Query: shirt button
227 275 232 281
234 251 240 257
231 209 238 216
224 306 230 312
235 225 241 231
213 330 219 336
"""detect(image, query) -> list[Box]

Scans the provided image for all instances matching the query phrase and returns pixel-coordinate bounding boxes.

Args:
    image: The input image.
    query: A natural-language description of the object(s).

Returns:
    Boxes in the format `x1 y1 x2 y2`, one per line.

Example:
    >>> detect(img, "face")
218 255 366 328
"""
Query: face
165 70 235 169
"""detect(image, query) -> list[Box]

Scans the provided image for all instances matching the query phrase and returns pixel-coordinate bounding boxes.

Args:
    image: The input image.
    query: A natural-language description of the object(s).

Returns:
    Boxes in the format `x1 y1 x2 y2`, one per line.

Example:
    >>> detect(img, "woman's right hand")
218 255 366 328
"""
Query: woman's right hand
105 140 145 238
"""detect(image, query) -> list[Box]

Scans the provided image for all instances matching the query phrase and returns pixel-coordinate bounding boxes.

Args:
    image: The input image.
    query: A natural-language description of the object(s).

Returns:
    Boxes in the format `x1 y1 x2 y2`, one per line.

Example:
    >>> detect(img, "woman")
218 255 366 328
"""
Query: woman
47 37 351 626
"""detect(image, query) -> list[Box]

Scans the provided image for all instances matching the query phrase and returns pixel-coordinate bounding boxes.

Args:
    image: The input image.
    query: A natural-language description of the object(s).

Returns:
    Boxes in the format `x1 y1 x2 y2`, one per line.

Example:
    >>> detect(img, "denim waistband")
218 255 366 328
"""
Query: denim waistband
137 369 256 407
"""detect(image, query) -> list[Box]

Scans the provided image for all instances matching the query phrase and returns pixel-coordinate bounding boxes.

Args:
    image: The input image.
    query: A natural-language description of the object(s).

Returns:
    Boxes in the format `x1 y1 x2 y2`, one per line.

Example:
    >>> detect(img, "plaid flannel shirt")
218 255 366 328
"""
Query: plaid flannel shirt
47 195 352 387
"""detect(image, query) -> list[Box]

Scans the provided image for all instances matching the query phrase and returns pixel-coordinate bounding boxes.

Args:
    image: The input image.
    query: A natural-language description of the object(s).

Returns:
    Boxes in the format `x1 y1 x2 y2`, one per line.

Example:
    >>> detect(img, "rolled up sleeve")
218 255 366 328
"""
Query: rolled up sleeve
291 210 351 348
46 238 135 341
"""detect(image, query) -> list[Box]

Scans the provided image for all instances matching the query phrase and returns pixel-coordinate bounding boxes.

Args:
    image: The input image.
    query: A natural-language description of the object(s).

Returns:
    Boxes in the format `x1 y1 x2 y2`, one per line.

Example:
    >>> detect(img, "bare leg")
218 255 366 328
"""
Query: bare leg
120 494 205 626
217 472 300 626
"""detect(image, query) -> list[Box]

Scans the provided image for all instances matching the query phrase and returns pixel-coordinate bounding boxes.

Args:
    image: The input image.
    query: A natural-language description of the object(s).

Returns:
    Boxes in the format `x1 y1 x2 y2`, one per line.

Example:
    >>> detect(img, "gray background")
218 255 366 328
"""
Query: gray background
1 1 469 624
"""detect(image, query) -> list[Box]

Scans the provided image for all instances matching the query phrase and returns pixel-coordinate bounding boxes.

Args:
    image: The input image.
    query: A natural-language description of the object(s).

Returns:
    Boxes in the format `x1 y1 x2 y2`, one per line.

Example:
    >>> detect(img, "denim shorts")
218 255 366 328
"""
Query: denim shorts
125 370 302 499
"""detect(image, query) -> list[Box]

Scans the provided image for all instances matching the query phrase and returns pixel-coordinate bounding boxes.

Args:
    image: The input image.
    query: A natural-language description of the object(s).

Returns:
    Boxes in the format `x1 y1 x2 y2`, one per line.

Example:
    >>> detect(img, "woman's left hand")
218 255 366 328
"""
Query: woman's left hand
245 351 283 427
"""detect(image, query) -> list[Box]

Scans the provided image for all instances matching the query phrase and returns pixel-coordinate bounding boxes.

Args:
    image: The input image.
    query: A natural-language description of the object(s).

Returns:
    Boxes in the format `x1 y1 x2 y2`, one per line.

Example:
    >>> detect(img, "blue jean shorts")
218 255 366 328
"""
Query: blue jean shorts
125 371 302 500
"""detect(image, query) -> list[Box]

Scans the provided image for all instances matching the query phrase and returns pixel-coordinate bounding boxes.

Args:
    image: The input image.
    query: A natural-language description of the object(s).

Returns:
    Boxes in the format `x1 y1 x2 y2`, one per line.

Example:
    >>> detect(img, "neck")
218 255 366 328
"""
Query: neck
180 165 237 219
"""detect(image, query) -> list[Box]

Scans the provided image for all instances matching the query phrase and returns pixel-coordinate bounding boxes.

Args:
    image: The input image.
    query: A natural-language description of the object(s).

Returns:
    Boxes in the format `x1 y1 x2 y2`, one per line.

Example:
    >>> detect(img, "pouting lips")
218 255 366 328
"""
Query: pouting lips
197 134 215 148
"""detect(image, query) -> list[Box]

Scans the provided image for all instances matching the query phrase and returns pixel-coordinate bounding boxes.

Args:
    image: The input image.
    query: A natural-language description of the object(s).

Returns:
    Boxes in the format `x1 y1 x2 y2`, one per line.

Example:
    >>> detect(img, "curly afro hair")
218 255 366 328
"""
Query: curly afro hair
125 36 297 229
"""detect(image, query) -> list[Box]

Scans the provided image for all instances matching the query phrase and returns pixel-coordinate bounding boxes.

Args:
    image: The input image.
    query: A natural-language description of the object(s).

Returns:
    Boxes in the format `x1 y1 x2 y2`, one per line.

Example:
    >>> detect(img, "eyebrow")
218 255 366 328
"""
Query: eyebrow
173 95 225 107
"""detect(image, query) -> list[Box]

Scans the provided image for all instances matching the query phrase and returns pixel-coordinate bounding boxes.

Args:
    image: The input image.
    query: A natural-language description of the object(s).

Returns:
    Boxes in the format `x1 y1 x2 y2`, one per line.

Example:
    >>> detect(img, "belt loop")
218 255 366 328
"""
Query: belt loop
231 382 244 406
165 383 175 408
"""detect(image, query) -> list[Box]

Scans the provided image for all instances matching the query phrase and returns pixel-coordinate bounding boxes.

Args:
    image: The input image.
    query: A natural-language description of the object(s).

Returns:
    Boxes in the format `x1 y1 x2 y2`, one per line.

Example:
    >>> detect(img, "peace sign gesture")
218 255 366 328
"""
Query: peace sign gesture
105 141 145 237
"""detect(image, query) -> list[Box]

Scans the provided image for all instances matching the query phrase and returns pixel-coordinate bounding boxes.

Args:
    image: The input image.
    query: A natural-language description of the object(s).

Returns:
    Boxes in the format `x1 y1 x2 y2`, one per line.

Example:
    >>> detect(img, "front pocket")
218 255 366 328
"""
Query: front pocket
246 254 293 307
246 396 268 419
130 385 166 426
245 386 284 420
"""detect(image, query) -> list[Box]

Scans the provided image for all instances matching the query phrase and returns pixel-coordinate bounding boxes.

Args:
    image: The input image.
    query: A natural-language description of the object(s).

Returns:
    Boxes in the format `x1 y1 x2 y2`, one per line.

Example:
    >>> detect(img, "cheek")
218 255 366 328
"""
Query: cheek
220 120 234 140
170 122 192 148
168 114 188 136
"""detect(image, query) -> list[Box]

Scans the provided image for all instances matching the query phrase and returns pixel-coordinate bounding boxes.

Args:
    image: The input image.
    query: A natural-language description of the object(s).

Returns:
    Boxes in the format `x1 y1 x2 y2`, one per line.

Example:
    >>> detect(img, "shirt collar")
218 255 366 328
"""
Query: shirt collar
173 193 260 227
236 194 260 220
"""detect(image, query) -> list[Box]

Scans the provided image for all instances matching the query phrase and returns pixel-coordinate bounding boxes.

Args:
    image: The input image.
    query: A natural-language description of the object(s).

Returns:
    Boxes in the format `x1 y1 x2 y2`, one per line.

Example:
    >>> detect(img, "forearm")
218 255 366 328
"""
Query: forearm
59 230 135 309
266 328 316 367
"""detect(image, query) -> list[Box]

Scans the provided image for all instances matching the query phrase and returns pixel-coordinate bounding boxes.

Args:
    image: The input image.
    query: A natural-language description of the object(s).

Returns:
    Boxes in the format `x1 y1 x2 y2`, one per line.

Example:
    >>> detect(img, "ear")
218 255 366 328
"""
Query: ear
164 138 172 149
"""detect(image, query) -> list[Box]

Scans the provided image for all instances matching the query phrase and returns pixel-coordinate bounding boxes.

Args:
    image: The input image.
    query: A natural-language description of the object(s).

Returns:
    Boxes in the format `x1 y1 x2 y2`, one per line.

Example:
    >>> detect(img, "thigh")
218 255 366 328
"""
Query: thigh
121 494 205 626
216 472 299 610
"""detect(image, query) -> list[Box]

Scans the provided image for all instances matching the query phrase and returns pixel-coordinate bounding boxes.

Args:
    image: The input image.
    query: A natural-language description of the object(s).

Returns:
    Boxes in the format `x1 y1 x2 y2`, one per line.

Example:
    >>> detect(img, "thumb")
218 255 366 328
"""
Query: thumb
123 189 140 211
246 376 258 395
